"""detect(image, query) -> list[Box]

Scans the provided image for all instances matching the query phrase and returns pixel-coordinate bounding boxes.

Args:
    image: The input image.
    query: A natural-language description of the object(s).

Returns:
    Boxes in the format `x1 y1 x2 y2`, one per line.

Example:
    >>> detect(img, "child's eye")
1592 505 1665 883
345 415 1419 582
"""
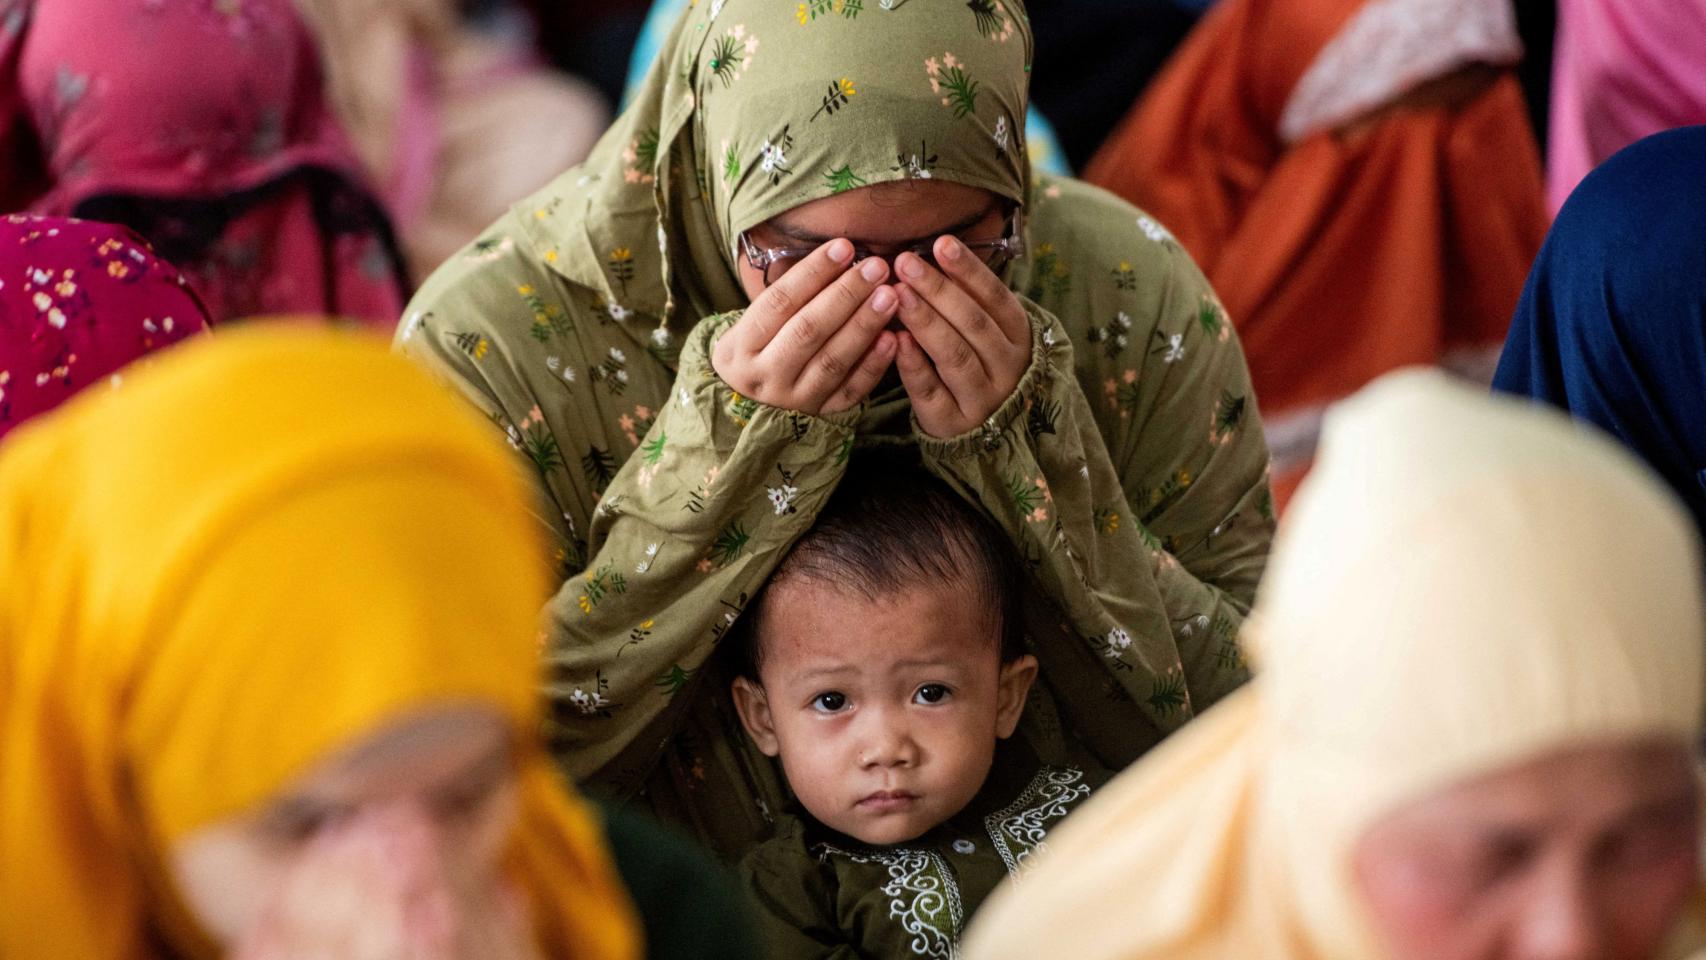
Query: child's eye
914 684 951 705
811 691 849 713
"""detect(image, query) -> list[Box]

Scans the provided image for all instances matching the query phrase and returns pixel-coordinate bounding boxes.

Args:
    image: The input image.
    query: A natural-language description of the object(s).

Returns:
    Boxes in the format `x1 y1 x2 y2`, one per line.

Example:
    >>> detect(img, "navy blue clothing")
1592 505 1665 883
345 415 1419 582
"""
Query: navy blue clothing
1493 126 1706 533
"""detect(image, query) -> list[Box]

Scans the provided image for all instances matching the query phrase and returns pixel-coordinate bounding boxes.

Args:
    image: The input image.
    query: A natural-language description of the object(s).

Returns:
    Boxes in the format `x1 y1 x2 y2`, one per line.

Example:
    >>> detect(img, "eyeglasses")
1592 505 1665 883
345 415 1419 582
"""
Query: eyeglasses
739 211 1025 288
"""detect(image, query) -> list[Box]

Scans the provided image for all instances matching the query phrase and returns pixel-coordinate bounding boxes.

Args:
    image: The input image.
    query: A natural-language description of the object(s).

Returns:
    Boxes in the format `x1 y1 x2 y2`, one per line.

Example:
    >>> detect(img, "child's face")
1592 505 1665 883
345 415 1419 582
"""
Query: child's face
731 581 1037 846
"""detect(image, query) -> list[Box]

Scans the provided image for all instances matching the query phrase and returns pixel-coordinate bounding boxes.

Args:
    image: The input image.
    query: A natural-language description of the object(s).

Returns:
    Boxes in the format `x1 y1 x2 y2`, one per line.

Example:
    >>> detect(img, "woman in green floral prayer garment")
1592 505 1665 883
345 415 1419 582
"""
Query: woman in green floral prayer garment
395 0 1275 861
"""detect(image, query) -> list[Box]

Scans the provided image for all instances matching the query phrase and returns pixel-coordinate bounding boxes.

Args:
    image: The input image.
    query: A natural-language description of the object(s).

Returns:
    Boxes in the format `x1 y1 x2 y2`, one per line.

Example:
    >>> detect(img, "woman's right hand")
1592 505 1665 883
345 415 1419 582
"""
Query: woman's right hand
711 238 899 415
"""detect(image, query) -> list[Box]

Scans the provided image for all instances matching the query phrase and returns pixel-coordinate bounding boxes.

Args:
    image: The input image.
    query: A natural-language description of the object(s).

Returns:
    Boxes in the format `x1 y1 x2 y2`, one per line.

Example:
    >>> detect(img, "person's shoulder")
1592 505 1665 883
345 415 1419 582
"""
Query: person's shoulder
739 814 817 879
404 207 558 324
1026 174 1197 281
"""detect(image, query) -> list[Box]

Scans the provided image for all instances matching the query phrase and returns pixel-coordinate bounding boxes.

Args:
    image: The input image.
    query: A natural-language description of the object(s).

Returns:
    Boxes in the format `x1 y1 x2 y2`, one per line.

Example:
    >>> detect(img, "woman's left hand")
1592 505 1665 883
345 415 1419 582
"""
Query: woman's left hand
892 235 1033 439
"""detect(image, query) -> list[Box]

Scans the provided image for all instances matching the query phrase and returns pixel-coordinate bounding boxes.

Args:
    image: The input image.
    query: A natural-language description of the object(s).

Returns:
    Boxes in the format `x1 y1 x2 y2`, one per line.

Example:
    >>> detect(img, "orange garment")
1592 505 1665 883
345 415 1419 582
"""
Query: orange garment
1085 0 1548 504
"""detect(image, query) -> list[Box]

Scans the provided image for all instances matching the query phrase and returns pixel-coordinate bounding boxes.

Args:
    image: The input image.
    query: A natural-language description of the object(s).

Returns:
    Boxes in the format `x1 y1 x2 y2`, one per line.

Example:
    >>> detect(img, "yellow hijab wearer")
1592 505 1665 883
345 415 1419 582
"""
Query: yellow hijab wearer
0 327 641 959
962 369 1706 960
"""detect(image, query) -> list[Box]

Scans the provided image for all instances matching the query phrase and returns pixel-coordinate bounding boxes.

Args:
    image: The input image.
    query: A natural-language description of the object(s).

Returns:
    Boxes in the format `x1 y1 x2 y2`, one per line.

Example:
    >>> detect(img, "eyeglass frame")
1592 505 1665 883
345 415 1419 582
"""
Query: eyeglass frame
737 208 1026 288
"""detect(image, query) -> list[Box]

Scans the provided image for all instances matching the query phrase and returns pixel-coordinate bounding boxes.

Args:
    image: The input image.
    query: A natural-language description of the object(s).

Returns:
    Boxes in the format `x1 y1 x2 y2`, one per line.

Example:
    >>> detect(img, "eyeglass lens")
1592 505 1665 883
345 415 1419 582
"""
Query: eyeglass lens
765 242 1009 286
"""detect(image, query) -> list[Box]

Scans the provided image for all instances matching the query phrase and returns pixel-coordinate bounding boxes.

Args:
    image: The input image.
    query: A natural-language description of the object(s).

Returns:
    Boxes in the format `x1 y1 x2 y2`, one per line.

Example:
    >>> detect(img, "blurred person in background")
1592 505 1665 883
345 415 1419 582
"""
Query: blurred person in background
518 0 650 108
1086 0 1549 506
0 328 752 959
1495 127 1706 539
0 0 408 326
964 370 1706 960
1024 0 1199 171
0 214 208 442
296 0 609 284
1544 0 1706 213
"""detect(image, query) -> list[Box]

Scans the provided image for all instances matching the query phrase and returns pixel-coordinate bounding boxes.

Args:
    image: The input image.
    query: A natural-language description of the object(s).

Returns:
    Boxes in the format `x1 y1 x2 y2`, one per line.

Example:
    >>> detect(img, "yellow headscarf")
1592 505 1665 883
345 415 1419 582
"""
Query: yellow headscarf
0 328 641 959
963 369 1706 960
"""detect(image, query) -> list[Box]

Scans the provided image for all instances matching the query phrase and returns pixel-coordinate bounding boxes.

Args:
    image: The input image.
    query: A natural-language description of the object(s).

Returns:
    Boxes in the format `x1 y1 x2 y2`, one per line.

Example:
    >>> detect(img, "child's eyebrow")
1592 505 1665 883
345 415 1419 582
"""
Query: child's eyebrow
790 664 858 683
891 658 963 671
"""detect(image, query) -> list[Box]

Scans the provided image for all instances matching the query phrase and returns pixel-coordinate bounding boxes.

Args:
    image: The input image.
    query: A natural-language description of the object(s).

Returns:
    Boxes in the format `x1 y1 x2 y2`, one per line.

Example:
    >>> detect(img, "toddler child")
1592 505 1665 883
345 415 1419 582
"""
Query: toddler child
730 456 1101 958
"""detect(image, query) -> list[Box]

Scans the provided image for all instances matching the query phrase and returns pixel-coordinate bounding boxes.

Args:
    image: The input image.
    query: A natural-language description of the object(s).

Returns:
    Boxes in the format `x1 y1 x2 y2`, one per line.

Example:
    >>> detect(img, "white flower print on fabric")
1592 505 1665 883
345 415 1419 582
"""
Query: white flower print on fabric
463 236 514 263
758 126 797 185
569 687 612 714
992 114 1009 156
636 542 661 574
1136 215 1174 245
768 483 800 515
607 302 633 322
1107 627 1131 652
899 156 932 179
1158 332 1186 364
651 326 672 347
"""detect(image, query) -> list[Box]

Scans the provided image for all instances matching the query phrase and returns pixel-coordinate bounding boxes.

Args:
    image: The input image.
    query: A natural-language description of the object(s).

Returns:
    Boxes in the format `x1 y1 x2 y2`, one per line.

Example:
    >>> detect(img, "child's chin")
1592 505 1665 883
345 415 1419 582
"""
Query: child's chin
834 813 935 847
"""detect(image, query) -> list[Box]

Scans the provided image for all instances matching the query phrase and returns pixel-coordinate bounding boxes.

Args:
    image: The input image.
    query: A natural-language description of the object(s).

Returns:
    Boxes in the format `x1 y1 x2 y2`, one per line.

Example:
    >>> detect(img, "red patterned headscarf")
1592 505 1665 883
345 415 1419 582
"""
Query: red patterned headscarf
0 215 209 441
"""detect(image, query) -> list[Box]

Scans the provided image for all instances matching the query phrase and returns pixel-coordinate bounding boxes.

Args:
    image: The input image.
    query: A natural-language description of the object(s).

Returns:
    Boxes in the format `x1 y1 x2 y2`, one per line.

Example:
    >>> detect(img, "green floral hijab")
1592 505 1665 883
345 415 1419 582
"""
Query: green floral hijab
518 0 1033 330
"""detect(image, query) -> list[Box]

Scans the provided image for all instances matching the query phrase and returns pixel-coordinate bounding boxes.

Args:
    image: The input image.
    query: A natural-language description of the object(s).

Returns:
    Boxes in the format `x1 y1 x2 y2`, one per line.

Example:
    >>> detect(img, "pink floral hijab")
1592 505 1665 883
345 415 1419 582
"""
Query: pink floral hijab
0 215 209 440
0 0 406 326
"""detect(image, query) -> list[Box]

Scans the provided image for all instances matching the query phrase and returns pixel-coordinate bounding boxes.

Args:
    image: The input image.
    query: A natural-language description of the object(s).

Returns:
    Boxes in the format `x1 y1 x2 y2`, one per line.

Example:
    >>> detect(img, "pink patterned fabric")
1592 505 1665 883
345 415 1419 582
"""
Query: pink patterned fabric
0 215 208 440
0 0 406 326
1547 0 1706 213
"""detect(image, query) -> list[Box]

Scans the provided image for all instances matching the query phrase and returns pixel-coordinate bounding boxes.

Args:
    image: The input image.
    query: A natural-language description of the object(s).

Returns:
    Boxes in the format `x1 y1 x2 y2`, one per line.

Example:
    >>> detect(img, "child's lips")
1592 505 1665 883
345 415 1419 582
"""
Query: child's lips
857 790 919 813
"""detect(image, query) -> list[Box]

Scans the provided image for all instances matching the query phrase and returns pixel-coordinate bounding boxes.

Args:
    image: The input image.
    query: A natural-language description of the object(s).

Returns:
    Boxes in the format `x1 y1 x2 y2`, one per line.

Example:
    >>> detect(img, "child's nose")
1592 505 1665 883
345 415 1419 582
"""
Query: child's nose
858 717 920 769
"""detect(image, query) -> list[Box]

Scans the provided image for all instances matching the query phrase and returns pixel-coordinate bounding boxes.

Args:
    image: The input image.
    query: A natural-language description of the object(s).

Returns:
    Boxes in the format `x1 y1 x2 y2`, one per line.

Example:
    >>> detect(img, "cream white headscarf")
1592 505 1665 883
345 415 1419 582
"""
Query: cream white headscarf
962 369 1706 960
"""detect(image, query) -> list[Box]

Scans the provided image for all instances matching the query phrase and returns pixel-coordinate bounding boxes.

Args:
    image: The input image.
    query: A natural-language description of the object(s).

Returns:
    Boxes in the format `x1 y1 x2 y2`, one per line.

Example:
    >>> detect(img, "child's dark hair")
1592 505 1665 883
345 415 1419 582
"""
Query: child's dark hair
733 450 1026 681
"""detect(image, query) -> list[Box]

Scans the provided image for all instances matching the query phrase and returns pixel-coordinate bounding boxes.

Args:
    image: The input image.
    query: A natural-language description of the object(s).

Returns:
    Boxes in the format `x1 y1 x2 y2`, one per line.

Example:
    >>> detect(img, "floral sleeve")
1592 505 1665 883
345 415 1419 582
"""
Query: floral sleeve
541 313 857 782
922 290 1268 735
1096 237 1272 704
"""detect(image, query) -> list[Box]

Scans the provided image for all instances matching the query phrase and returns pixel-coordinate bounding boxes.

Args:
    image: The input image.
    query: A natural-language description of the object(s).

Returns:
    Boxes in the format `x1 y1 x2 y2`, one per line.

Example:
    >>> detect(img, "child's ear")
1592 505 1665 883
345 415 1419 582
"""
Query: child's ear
730 676 782 756
994 654 1038 740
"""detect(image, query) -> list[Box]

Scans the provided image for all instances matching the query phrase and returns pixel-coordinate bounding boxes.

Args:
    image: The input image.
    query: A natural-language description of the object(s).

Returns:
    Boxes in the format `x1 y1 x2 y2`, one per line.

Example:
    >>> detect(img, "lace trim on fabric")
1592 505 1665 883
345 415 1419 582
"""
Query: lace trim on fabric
1278 0 1522 144
816 845 966 958
982 766 1092 878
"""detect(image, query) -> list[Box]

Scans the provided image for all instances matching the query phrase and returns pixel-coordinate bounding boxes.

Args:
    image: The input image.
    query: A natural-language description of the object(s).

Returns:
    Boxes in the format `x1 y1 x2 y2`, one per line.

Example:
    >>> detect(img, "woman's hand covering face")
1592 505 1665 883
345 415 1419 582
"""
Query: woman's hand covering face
711 238 900 416
892 234 1033 438
713 228 1033 436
